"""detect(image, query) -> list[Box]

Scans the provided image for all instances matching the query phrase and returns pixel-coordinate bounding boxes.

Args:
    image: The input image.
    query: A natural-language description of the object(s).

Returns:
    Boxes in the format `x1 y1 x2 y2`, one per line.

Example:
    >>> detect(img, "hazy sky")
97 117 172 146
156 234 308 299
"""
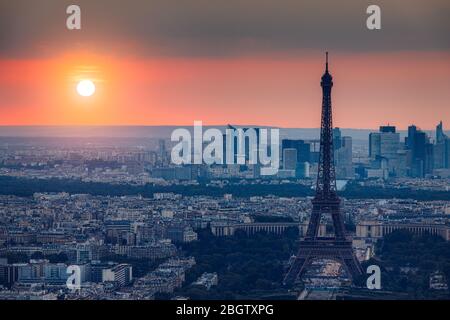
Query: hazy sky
0 0 449 128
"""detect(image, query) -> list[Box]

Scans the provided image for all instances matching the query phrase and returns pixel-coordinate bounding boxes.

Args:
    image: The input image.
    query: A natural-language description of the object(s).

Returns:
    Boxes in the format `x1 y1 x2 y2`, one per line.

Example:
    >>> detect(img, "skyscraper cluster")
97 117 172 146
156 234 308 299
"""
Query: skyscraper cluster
280 128 353 180
367 122 450 178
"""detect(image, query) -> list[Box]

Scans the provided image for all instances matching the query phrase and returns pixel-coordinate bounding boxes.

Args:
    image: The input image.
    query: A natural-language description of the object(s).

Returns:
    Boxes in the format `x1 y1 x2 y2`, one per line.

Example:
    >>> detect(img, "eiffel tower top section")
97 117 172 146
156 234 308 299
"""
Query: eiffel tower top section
321 52 333 87
315 52 338 201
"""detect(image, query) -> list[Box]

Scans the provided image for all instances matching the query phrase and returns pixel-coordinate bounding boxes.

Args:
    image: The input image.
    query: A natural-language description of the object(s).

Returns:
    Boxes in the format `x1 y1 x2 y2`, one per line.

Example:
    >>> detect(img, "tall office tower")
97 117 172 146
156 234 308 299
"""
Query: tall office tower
424 142 434 174
395 149 409 177
434 121 449 169
333 127 353 179
283 148 298 170
369 133 381 157
158 139 167 164
284 53 362 286
407 125 417 150
281 139 311 177
282 139 311 163
335 136 353 179
369 126 401 176
436 121 447 144
407 126 433 177
380 125 396 133
413 130 426 177
446 139 450 169
434 142 446 169
333 127 342 150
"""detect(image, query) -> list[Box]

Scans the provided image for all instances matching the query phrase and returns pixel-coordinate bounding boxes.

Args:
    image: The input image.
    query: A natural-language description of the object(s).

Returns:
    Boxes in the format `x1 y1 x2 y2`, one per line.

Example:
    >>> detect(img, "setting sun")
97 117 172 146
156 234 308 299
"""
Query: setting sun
76 79 96 97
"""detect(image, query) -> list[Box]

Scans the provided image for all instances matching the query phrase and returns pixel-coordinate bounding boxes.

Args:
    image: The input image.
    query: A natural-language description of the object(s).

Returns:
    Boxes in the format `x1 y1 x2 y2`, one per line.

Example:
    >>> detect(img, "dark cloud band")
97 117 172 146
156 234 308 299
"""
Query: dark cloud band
0 0 449 58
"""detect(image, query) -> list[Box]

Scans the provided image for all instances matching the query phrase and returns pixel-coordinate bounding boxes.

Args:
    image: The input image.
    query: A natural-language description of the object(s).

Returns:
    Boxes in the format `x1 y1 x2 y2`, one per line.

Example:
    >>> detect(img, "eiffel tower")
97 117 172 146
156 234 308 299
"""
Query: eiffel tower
283 53 363 286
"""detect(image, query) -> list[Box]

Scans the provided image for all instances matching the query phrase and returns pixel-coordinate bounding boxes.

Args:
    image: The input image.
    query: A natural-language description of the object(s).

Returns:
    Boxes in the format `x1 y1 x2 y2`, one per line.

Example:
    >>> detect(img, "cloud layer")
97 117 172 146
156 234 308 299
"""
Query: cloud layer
1 0 449 58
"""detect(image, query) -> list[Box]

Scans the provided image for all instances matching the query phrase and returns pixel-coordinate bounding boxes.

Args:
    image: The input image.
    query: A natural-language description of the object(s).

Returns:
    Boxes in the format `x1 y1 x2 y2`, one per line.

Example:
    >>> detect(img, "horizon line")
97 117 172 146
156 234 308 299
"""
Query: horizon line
0 124 446 131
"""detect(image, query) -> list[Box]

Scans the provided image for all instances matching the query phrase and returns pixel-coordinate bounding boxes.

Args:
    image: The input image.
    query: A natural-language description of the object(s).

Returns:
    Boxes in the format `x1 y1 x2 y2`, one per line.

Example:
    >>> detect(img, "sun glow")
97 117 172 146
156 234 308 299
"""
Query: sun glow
76 79 96 97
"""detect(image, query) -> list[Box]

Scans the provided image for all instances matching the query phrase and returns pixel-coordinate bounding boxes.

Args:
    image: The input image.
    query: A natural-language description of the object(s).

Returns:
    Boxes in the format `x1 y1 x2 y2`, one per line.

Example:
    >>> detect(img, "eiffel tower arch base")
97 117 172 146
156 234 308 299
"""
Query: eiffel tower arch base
283 239 364 286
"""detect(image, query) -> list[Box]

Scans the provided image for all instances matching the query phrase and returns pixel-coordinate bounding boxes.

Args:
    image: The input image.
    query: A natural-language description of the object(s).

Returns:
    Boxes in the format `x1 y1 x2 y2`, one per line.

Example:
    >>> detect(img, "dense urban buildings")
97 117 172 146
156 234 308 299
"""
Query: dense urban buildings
0 120 449 300
0 118 449 298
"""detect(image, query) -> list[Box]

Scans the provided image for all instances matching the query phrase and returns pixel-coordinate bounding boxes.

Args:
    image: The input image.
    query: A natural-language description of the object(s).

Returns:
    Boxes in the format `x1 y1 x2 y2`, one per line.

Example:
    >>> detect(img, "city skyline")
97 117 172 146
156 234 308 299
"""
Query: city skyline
0 124 448 141
1 0 450 304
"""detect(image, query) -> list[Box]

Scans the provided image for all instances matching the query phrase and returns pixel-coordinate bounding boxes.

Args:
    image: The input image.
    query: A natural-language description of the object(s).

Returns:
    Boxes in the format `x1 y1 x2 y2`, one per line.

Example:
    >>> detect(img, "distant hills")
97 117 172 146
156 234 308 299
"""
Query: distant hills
0 126 446 141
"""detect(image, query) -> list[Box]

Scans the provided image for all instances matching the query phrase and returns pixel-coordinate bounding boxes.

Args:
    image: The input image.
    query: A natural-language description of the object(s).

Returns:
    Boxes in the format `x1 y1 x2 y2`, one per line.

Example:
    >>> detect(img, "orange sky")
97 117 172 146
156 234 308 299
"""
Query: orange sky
0 51 449 129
